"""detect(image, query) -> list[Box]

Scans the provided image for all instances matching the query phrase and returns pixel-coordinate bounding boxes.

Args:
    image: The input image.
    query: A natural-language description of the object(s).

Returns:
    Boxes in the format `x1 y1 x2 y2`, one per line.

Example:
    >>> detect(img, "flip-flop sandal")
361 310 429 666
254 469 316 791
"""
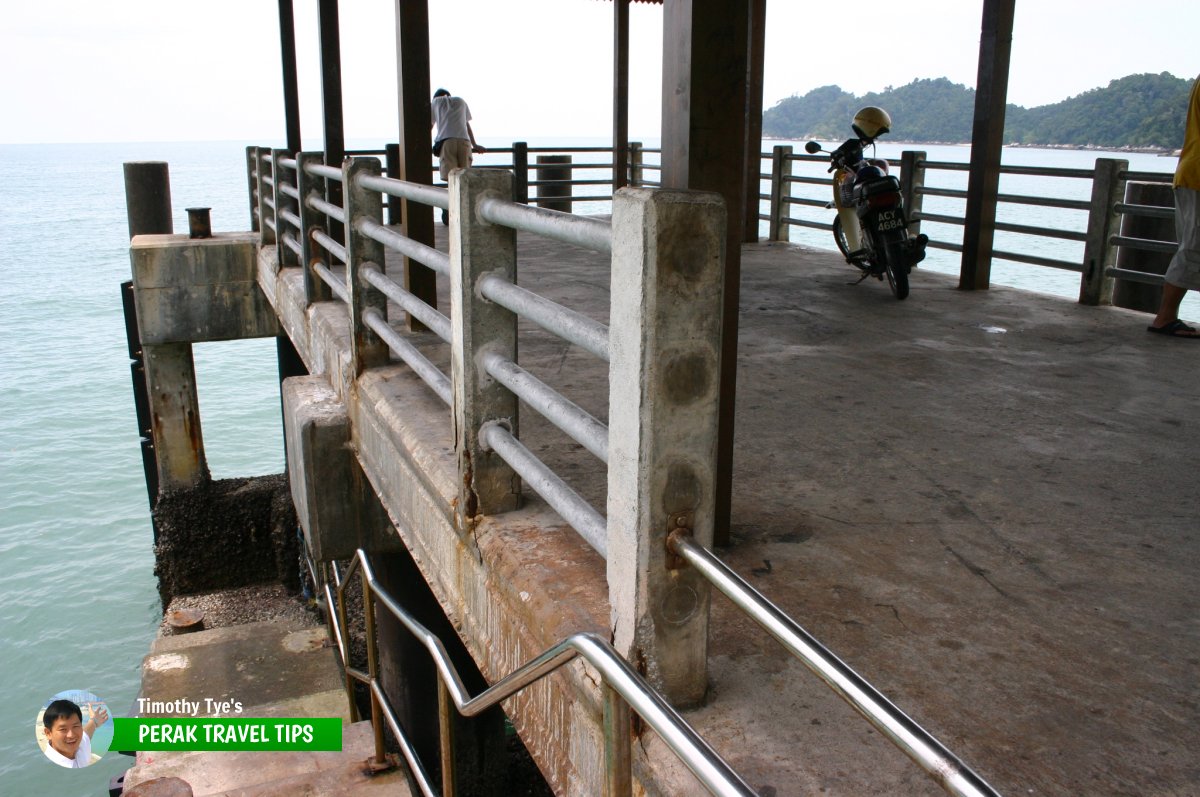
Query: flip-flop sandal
1147 319 1200 338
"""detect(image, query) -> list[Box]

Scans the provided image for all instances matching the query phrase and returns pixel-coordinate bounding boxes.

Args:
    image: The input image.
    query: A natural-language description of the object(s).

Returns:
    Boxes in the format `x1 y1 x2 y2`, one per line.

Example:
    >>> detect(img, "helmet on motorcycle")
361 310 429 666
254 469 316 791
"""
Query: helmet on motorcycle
853 164 886 184
851 106 892 140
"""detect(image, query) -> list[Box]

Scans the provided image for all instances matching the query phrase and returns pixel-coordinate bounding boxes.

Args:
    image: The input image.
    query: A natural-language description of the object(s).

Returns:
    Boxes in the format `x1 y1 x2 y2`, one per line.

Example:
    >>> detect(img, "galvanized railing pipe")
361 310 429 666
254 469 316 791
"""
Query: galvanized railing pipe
357 216 450 275
481 351 608 463
279 156 298 170
353 550 756 797
313 262 349 304
356 172 450 211
308 194 347 225
668 532 1001 797
282 234 303 259
280 183 301 201
478 421 607 557
478 195 612 254
361 264 451 343
362 308 452 406
478 273 609 361
305 161 343 182
279 208 302 231
311 229 347 264
1114 202 1176 221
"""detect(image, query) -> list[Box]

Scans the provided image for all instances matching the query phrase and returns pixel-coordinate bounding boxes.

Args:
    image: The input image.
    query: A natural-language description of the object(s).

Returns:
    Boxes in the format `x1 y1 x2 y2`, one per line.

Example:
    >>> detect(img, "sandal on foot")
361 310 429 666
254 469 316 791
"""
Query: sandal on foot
1147 319 1200 338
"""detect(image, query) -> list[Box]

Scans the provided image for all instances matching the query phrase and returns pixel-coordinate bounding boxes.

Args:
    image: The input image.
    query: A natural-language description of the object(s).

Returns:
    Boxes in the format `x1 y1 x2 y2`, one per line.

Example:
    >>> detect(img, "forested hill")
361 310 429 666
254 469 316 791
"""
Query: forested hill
762 73 1193 149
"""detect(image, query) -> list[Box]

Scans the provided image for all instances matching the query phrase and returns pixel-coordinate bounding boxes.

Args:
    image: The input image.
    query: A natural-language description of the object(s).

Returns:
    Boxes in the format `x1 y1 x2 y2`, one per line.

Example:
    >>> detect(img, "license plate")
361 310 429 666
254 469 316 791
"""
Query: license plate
875 209 905 234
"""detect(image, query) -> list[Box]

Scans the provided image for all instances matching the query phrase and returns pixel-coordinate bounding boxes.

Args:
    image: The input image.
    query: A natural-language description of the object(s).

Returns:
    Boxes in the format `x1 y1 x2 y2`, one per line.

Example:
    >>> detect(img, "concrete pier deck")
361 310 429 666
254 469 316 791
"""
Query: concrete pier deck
268 228 1199 796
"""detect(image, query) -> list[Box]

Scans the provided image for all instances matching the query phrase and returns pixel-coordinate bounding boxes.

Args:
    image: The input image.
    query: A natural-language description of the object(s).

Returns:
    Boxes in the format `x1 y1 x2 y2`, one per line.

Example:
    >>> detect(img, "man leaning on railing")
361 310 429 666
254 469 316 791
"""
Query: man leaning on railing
432 87 487 226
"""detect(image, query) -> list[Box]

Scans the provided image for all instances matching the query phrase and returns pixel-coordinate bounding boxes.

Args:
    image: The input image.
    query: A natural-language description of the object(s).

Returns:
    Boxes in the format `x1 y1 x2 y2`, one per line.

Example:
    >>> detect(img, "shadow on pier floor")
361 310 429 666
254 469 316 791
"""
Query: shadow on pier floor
409 229 1199 795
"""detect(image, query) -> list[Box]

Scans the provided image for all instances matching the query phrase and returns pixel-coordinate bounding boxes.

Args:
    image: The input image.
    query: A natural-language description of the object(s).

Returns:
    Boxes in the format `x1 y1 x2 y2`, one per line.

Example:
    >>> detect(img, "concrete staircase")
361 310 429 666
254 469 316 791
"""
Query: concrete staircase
120 619 411 796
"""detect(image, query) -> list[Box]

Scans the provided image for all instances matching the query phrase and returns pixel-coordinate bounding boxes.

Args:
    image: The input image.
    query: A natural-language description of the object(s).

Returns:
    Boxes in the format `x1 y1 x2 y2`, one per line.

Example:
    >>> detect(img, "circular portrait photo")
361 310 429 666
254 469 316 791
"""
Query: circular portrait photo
35 689 111 768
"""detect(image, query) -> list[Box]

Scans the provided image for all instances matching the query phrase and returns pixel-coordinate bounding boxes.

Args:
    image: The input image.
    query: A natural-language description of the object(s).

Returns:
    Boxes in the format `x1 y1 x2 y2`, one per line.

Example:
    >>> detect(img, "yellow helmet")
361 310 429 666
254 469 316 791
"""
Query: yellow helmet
852 106 892 140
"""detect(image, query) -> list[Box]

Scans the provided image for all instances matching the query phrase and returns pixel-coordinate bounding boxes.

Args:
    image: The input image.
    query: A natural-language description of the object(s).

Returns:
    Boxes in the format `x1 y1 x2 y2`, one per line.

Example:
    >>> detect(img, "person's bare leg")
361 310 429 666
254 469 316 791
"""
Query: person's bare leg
1151 282 1189 328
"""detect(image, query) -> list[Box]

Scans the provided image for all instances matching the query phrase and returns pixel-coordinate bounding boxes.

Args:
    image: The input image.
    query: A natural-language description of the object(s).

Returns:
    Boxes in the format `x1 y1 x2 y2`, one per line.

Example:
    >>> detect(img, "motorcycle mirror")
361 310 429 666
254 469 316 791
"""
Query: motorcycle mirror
804 141 822 154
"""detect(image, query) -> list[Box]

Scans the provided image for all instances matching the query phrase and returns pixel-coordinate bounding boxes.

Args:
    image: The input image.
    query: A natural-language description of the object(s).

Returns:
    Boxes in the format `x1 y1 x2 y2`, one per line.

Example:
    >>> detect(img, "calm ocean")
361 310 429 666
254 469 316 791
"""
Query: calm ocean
0 138 1180 795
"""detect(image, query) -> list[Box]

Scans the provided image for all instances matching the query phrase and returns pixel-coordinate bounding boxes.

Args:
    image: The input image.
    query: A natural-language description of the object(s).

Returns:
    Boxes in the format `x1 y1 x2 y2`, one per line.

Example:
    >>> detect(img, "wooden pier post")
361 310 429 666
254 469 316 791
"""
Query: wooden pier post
535 155 572 212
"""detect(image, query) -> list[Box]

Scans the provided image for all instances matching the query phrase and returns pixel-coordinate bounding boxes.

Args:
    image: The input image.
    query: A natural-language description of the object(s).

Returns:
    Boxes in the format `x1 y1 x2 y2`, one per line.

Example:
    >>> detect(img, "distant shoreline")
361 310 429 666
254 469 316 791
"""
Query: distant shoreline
765 136 1180 157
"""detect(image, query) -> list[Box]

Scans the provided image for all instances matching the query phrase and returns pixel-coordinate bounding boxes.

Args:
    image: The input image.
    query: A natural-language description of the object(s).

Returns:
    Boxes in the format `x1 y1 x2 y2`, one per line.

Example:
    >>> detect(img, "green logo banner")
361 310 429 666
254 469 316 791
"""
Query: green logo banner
111 718 343 751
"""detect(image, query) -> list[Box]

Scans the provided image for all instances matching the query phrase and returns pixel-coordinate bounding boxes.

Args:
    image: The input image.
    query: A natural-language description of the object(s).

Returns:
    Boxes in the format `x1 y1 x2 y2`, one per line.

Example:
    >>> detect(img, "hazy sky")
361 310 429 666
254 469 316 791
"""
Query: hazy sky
1 0 1196 145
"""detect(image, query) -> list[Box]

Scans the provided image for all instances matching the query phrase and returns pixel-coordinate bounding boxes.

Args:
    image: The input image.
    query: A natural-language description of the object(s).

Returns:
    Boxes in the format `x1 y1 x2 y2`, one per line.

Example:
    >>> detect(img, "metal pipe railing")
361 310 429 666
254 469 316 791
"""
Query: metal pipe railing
346 549 755 797
668 532 1001 797
312 229 347 264
308 194 346 225
481 351 608 463
363 308 452 406
478 421 607 557
357 216 449 276
478 195 612 254
477 273 609 361
305 161 343 182
356 172 449 211
361 264 451 343
313 262 349 303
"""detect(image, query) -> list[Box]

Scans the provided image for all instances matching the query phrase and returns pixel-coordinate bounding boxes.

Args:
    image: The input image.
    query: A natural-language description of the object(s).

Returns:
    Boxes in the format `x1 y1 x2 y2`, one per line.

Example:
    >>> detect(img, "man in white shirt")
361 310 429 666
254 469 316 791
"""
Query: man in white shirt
432 88 487 224
42 699 108 768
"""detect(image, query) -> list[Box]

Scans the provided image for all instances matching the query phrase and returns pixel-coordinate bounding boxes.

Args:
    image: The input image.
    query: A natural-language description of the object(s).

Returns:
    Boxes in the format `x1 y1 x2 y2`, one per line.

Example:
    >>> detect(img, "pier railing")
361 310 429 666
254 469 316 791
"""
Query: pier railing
761 145 1177 304
306 546 756 797
248 144 1001 796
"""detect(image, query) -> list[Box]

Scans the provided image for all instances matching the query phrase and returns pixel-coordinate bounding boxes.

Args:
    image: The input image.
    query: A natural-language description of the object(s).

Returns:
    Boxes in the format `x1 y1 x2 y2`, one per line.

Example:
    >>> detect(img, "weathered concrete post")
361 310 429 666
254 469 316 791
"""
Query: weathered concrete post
900 150 926 241
450 168 521 522
246 147 261 233
385 143 402 225
1079 157 1128 306
535 154 572 212
255 148 277 250
124 162 173 238
628 141 644 187
298 152 332 305
272 148 299 268
607 187 726 706
124 161 210 495
343 157 389 376
1112 182 1176 312
768 145 792 242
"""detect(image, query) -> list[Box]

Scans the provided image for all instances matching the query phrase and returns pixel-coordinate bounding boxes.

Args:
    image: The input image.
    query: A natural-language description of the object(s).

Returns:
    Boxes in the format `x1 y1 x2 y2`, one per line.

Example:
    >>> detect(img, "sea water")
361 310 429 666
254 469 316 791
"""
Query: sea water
0 138 1181 795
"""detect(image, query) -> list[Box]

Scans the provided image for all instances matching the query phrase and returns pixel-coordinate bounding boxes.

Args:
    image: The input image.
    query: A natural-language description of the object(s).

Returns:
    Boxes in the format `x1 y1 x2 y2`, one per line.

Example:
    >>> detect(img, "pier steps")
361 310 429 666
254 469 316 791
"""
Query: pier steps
122 617 410 796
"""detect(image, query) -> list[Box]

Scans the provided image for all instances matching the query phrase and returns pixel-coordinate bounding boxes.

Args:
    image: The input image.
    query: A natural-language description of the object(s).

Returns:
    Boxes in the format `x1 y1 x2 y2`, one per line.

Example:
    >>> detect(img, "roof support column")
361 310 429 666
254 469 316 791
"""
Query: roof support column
613 0 630 190
317 0 345 244
661 0 753 546
277 0 302 153
743 0 766 243
393 0 437 326
960 0 1016 290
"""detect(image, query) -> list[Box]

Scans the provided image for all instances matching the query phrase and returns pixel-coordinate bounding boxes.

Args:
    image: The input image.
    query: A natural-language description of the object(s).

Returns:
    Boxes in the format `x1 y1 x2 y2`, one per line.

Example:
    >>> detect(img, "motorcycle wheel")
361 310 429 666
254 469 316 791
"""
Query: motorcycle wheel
832 216 852 263
884 258 909 300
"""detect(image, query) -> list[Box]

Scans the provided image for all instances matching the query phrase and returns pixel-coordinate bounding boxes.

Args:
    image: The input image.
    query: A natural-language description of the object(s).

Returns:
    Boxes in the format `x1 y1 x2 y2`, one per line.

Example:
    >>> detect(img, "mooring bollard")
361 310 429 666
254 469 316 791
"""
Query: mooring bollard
535 154 572 212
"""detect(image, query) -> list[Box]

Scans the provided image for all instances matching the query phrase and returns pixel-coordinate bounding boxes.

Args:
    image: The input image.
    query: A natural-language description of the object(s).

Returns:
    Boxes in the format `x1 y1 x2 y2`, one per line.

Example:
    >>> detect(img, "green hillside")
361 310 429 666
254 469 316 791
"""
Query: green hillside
762 73 1192 149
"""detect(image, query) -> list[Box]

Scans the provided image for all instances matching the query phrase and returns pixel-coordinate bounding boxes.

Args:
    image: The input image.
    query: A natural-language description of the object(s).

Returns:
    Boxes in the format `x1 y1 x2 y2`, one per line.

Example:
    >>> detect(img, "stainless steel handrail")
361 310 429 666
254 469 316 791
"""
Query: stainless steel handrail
668 531 1001 797
309 547 756 797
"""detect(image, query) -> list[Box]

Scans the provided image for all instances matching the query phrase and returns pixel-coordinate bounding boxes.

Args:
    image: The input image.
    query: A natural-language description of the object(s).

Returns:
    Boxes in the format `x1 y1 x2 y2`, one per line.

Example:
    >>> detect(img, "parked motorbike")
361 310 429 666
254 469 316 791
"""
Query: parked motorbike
805 106 927 300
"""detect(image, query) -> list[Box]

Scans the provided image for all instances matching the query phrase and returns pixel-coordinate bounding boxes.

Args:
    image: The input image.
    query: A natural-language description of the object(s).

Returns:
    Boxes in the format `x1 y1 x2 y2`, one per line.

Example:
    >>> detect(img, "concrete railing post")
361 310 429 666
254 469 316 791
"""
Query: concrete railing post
246 147 260 233
629 142 643 187
272 148 299 268
512 142 529 204
256 148 277 250
536 154 572 212
607 187 726 707
1079 157 1128 306
1113 182 1177 312
768 145 792 242
900 150 926 240
450 168 521 523
343 157 389 375
298 152 332 305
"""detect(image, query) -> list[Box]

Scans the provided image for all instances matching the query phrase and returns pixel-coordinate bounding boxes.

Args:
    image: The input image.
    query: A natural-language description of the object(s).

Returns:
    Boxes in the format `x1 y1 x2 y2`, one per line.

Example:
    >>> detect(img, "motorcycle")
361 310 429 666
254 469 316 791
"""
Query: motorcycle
804 106 927 300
